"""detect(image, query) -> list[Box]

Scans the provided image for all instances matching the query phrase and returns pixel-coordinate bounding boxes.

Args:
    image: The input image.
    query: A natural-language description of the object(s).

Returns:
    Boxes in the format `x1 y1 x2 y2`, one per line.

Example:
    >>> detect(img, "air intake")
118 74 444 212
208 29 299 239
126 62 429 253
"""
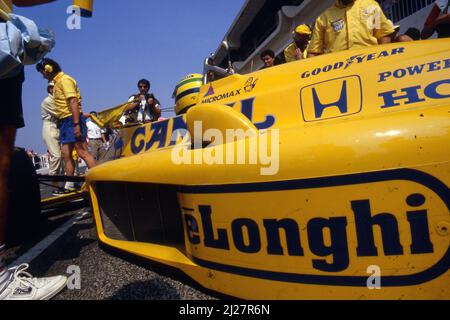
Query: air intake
95 182 184 246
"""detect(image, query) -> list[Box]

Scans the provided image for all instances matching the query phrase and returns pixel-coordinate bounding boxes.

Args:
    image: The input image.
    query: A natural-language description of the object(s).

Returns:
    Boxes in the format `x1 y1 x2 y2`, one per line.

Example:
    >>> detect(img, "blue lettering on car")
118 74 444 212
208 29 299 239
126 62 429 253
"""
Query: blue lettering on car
181 168 449 286
184 194 432 273
301 48 405 79
378 59 450 82
129 99 276 155
379 79 450 108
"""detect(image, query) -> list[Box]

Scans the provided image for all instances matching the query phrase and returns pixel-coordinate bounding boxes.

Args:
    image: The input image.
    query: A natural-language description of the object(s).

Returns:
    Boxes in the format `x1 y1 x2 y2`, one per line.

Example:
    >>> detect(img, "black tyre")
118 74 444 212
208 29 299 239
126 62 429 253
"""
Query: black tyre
6 148 42 245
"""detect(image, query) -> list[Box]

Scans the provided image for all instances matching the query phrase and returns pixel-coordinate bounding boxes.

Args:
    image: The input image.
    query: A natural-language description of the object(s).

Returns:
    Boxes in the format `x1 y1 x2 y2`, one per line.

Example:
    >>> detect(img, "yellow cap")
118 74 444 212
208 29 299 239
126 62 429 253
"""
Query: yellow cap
294 24 312 35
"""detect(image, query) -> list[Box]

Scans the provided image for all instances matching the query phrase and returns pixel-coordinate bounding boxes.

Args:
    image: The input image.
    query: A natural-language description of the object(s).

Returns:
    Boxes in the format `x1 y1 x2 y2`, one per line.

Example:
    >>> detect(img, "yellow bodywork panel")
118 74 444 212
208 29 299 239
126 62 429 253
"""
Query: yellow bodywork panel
87 39 450 299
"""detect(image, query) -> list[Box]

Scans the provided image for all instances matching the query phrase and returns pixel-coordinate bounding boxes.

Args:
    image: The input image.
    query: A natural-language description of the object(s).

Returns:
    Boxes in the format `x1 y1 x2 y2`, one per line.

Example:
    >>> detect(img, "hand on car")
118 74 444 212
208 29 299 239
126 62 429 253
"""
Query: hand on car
295 48 304 60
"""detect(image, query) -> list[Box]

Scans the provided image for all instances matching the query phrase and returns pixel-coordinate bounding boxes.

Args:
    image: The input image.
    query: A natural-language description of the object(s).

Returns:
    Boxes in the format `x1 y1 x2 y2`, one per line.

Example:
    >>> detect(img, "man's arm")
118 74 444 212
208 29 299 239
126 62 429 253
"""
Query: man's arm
124 102 139 112
307 18 325 57
69 97 82 139
373 2 395 43
284 44 297 62
422 4 442 39
123 95 140 112
435 12 450 25
378 36 392 44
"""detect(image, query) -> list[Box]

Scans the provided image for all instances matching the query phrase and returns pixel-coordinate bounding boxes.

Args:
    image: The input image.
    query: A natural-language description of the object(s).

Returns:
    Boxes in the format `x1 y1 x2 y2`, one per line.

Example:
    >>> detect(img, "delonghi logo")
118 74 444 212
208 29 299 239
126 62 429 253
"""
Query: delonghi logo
300 76 362 121
300 47 405 79
181 169 450 286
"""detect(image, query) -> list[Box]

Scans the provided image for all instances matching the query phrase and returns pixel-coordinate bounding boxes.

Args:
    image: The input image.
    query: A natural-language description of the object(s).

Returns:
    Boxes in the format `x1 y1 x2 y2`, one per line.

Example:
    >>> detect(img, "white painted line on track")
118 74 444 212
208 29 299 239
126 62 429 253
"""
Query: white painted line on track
9 211 90 267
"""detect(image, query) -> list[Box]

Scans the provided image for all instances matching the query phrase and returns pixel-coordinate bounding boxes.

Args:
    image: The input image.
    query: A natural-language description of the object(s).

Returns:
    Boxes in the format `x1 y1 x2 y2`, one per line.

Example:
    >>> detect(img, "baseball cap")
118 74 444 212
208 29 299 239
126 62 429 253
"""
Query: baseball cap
294 24 312 35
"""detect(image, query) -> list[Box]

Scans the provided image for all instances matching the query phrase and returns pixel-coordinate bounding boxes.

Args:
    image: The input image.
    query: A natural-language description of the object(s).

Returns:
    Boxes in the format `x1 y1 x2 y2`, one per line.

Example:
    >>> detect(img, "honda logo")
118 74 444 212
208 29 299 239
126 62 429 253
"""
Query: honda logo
300 76 363 122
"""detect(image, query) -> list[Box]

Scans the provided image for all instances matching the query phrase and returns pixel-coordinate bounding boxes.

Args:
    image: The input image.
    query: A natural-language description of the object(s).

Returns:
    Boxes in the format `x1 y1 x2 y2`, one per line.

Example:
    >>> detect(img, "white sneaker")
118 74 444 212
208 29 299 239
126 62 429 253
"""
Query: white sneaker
64 182 77 191
0 264 67 300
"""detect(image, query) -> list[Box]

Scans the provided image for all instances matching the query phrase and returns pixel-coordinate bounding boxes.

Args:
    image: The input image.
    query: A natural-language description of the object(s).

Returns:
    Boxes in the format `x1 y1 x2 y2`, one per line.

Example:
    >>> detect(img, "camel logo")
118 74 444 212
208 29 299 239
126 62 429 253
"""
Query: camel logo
244 77 258 93
300 76 363 122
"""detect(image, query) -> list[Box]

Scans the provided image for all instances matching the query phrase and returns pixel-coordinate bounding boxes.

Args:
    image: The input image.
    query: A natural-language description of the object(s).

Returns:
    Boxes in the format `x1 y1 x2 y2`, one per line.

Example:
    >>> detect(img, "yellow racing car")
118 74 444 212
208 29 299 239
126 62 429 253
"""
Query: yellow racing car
87 38 450 299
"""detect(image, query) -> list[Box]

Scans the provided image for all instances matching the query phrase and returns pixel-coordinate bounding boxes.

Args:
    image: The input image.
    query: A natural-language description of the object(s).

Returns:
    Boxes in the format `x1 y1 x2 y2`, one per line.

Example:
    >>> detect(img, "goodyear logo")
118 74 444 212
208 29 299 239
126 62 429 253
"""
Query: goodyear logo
301 47 405 79
300 76 362 122
181 169 450 285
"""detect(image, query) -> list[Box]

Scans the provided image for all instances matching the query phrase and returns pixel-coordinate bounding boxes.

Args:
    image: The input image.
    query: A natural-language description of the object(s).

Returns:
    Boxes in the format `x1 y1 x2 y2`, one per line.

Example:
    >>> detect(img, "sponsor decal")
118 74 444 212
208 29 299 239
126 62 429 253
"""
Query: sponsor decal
301 47 405 79
227 98 275 130
331 18 345 32
300 76 362 121
201 88 243 103
378 59 450 82
379 78 450 109
130 98 276 155
181 169 450 285
130 116 188 155
201 77 259 103
204 84 215 97
244 77 258 93
362 8 371 16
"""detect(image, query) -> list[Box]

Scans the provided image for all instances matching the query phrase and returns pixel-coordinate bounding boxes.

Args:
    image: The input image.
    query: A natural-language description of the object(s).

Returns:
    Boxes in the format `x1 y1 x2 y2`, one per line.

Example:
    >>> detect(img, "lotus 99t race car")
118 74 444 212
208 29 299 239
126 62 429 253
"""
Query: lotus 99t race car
86 39 450 299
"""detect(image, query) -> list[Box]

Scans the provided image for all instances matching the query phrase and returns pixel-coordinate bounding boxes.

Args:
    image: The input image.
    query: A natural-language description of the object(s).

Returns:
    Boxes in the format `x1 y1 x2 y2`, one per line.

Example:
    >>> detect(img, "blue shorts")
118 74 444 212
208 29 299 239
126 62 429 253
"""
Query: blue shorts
59 115 87 144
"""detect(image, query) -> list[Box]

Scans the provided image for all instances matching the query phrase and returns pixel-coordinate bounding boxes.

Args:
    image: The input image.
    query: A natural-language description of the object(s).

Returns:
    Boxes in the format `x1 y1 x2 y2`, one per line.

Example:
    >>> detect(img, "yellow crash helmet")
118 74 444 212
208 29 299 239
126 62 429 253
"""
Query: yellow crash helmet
173 73 203 115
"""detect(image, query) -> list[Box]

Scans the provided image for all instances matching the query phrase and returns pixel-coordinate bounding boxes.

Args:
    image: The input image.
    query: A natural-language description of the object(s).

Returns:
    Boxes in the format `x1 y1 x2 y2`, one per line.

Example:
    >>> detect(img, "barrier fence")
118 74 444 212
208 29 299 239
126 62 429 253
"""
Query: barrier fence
381 0 435 23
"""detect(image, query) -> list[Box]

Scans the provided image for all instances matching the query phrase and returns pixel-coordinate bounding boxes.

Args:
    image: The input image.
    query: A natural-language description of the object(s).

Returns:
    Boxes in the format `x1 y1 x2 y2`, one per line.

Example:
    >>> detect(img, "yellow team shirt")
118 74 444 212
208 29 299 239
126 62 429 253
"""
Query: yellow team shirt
0 0 12 21
307 0 395 55
284 42 309 62
53 72 82 120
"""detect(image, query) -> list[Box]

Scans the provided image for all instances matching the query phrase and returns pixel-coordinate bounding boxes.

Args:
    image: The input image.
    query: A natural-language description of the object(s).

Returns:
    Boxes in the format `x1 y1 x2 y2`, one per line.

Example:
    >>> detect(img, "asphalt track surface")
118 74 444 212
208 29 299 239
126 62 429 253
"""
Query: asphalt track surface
5 184 218 300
